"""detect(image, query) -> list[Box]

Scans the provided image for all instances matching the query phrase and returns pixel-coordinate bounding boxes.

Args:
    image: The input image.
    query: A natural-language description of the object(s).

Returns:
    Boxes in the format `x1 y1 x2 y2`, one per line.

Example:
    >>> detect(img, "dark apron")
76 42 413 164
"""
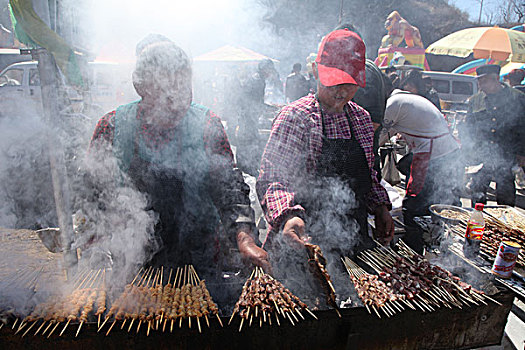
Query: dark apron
304 103 373 255
267 103 373 308
127 129 217 270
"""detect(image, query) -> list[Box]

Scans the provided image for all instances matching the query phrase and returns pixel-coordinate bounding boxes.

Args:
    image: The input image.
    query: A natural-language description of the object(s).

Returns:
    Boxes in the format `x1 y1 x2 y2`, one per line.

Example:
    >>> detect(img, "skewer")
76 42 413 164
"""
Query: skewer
98 317 109 332
147 321 151 336
12 318 18 329
22 321 37 337
286 312 295 325
197 317 201 333
59 319 71 337
305 308 318 320
216 315 223 327
238 318 244 332
128 318 135 332
121 319 127 330
14 322 26 335
371 305 381 318
106 320 117 336
47 321 60 338
42 321 54 336
34 320 47 336
75 322 83 337
136 320 142 333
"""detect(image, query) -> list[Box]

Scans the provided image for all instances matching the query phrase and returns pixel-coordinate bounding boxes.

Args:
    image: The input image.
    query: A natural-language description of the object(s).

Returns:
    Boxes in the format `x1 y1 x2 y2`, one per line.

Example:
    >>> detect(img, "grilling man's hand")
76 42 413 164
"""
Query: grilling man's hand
236 227 271 272
374 205 394 245
282 216 310 250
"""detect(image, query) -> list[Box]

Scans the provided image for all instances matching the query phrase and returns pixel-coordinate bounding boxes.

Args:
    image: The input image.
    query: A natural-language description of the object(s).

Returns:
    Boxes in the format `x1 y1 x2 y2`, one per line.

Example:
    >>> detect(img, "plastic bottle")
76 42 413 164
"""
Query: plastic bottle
463 203 485 258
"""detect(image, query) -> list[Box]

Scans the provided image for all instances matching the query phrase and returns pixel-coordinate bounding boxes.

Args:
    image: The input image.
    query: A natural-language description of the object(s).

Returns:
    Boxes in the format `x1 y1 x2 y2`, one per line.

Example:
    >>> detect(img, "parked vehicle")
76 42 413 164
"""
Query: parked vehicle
421 71 478 111
0 60 137 118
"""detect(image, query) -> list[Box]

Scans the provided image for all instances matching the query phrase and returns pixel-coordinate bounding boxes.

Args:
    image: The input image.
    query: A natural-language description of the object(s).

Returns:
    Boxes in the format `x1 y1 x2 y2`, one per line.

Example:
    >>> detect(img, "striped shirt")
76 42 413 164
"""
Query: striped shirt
257 94 391 229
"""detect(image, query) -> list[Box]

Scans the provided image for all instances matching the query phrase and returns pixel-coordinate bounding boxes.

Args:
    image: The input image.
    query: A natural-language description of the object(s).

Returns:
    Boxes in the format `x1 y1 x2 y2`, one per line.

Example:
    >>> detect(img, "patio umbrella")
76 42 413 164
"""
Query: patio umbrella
426 26 525 62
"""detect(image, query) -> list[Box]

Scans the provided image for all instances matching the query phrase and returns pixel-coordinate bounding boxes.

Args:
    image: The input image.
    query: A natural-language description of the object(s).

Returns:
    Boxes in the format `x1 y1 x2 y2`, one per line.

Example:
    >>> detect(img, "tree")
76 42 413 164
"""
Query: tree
256 0 474 59
498 0 525 23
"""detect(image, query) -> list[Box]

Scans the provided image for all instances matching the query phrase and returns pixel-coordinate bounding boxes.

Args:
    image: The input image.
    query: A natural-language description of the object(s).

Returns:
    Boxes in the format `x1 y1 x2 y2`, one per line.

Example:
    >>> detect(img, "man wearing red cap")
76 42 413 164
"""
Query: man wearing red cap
257 30 394 263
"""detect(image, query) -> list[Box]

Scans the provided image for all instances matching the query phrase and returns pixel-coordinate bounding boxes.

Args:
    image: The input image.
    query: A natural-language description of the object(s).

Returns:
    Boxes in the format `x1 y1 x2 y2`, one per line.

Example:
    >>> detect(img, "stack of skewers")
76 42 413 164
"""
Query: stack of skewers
342 257 405 318
0 267 44 333
13 268 106 338
229 267 317 332
99 265 222 336
447 213 525 267
348 240 500 318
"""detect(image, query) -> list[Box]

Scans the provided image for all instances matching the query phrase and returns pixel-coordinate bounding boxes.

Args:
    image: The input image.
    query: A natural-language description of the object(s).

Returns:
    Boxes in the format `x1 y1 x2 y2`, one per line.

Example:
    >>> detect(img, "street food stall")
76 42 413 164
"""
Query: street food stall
0 224 516 350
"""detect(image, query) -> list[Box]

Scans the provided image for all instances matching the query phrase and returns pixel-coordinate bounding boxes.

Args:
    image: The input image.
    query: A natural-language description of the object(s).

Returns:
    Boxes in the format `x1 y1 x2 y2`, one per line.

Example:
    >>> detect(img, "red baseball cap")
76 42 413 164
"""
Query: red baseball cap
315 29 366 88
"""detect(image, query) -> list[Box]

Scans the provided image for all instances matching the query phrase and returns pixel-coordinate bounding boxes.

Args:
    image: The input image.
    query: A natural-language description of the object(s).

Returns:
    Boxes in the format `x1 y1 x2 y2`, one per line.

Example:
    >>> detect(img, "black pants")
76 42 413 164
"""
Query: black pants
470 162 516 206
403 150 462 253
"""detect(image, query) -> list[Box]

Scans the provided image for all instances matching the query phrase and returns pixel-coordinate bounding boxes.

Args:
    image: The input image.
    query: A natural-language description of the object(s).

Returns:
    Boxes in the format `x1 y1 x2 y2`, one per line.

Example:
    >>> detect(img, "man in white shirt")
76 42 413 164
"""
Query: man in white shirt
380 86 461 252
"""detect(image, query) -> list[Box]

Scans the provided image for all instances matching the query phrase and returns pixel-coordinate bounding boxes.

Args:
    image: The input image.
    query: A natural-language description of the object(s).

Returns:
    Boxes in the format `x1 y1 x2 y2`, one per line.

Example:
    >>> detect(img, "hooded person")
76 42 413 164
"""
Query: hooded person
88 36 270 282
257 30 393 301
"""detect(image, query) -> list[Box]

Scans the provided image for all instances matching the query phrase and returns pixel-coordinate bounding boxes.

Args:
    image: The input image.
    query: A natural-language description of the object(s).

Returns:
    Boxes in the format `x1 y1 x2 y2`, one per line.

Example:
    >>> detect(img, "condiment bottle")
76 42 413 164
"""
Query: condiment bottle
463 203 485 258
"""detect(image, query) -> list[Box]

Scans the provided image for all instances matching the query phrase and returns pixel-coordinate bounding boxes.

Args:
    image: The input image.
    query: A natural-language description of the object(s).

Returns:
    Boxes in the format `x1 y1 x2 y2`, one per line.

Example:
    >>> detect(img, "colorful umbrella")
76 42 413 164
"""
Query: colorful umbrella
426 26 525 62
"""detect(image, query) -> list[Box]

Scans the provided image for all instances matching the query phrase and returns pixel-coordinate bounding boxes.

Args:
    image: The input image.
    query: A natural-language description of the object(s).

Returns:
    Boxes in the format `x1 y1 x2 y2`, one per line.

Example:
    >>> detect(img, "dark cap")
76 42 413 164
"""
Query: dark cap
400 69 423 89
476 64 501 77
315 29 366 87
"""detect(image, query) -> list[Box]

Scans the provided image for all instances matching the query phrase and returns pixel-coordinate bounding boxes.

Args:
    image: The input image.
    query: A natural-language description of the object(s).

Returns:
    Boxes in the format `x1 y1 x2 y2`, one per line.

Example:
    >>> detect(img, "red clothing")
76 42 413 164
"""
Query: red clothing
89 103 234 166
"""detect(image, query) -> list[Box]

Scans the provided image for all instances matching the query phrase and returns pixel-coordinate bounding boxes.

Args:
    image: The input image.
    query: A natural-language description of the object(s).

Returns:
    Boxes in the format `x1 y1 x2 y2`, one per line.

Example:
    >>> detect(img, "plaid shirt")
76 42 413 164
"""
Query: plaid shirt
257 94 391 228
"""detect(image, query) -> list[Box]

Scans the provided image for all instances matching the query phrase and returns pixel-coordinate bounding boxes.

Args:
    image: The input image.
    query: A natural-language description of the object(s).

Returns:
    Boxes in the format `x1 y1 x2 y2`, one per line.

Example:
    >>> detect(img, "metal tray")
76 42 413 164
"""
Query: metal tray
429 204 471 225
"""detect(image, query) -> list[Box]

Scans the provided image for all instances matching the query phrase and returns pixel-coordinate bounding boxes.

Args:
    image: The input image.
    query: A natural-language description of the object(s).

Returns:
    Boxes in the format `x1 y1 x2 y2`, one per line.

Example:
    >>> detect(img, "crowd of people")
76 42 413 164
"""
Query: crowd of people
80 27 525 289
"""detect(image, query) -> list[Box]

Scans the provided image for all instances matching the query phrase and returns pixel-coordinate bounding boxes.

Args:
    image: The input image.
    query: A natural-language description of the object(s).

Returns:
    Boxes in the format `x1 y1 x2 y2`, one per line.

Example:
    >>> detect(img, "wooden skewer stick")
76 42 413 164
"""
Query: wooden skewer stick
147 321 151 336
249 314 253 327
47 322 60 338
98 314 101 329
286 312 295 326
59 319 71 337
34 320 47 336
22 321 37 337
75 322 84 337
121 319 127 330
98 317 109 332
372 305 381 318
216 315 223 327
106 320 117 336
136 320 142 334
228 311 237 325
290 310 299 323
205 315 210 328
238 318 244 332
12 318 18 329
128 318 135 332
197 317 201 333
305 308 318 320
42 321 54 336
14 322 26 335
